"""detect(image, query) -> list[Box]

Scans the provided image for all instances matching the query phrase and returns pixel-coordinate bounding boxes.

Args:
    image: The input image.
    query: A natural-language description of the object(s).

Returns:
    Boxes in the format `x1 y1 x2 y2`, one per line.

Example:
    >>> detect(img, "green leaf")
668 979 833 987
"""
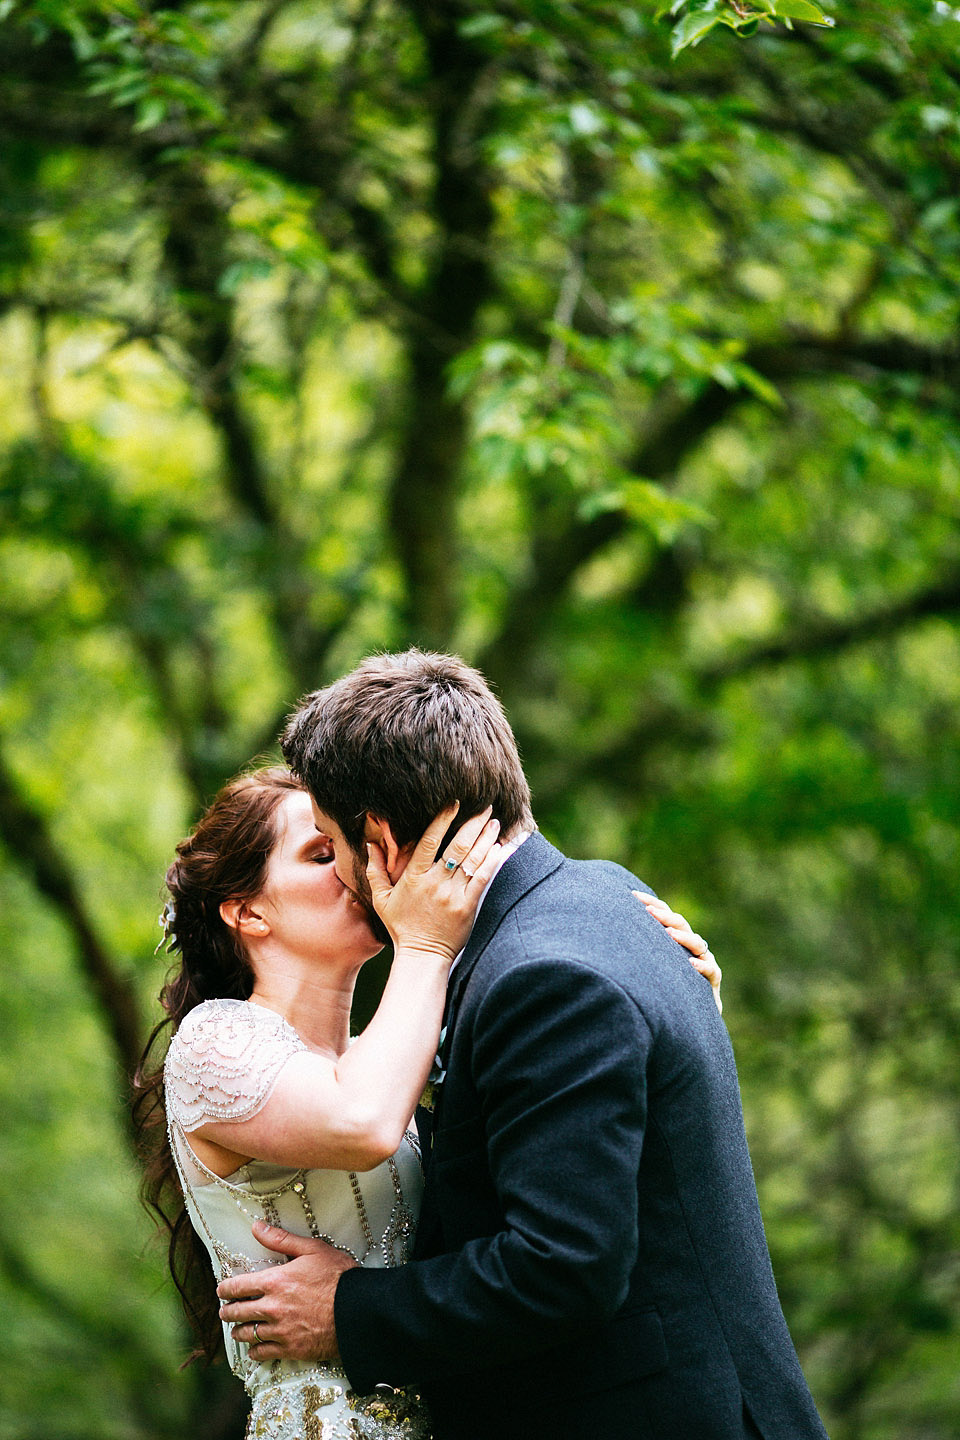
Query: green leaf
671 11 722 58
458 13 505 39
771 0 835 24
217 259 274 296
920 198 959 232
132 95 166 133
569 102 605 137
63 18 97 61
731 363 785 409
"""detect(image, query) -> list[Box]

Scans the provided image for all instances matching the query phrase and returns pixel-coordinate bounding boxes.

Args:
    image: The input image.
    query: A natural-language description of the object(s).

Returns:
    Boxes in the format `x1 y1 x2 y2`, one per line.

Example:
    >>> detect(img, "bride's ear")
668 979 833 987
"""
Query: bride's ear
219 898 270 937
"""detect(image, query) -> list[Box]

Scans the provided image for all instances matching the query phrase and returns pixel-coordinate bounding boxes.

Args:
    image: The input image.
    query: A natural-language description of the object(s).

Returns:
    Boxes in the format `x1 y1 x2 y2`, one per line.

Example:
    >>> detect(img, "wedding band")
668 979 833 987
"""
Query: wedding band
461 863 476 878
444 858 459 872
253 1322 262 1344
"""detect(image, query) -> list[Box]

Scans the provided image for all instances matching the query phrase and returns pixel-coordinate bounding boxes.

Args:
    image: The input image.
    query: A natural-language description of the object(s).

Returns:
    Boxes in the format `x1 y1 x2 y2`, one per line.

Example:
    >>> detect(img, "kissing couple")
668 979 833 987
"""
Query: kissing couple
138 648 829 1440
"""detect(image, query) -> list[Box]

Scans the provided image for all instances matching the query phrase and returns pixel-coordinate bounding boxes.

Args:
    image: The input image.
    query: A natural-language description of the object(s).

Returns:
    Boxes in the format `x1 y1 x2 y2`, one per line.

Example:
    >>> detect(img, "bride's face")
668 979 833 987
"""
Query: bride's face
251 791 383 967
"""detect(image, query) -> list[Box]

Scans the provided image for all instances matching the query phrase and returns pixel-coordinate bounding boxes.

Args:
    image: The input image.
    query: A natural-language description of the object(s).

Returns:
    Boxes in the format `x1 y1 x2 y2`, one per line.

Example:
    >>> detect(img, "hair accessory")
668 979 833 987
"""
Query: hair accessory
154 898 178 955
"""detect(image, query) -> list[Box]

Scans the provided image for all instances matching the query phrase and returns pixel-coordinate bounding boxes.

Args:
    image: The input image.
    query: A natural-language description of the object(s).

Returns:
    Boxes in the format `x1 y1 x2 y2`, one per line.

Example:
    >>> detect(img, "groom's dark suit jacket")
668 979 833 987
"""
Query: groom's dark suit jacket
335 834 829 1440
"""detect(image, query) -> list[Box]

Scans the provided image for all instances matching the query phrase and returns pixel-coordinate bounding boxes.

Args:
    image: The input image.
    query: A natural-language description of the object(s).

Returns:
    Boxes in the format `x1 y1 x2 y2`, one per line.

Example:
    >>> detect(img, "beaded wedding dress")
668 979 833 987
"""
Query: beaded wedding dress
164 998 430 1440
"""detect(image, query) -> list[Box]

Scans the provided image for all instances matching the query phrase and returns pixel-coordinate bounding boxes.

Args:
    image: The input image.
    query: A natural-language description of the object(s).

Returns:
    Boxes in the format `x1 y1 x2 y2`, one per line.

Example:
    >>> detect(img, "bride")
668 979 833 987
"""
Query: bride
134 765 720 1440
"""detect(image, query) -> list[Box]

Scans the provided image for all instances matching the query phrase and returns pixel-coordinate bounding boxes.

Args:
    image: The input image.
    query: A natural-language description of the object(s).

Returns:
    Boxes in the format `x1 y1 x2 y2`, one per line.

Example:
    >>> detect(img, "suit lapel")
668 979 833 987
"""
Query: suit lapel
443 830 564 1041
414 833 565 1251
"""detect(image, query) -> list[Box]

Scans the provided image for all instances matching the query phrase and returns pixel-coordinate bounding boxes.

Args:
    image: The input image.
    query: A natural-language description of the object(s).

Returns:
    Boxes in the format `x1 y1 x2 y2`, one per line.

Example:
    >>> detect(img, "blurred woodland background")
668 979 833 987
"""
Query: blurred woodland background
0 1 958 1437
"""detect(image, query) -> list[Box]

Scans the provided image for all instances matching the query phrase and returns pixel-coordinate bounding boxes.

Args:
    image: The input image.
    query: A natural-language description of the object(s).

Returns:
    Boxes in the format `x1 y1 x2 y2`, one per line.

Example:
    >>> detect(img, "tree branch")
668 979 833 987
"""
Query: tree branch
486 316 960 691
570 570 960 792
383 0 499 644
154 162 275 528
0 740 142 1097
698 570 960 691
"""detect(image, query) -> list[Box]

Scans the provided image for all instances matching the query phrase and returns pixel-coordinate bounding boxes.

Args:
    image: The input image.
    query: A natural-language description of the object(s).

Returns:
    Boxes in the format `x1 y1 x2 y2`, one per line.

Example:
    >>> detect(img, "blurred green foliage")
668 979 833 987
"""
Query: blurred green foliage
0 2 958 1437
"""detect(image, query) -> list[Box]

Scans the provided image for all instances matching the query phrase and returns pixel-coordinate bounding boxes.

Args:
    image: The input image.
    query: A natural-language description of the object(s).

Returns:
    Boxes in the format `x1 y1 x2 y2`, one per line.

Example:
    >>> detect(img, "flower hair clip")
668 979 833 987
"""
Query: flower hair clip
154 898 177 956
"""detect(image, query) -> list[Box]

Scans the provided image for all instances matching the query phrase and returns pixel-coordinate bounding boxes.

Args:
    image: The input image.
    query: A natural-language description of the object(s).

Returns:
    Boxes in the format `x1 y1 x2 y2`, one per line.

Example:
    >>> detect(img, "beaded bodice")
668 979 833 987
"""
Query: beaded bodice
164 999 429 1440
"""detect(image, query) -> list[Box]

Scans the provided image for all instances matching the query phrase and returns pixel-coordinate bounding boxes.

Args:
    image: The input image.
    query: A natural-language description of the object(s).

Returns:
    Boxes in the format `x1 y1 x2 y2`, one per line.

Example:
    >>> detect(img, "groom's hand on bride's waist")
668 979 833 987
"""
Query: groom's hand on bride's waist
216 1221 356 1363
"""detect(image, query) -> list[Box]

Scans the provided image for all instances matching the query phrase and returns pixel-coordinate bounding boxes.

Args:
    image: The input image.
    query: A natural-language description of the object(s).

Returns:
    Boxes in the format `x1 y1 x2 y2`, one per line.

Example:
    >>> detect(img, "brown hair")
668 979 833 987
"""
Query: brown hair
132 766 302 1363
281 649 533 852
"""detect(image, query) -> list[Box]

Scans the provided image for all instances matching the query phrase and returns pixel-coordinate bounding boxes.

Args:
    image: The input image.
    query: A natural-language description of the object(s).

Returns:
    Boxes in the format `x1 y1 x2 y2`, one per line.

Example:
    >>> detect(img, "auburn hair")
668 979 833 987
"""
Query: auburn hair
132 766 301 1362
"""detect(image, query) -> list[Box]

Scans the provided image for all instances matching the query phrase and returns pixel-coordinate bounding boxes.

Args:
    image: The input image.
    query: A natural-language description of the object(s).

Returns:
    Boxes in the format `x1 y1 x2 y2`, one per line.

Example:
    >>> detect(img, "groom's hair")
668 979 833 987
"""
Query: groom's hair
281 649 533 852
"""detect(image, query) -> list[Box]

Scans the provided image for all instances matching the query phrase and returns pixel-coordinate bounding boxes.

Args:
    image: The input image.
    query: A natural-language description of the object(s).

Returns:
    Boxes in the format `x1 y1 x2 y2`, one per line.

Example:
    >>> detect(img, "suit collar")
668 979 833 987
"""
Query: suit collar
446 830 564 1016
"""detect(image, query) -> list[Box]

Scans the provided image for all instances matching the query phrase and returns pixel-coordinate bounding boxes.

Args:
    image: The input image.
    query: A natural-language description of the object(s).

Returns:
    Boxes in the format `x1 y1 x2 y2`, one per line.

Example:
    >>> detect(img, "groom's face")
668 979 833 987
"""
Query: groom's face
309 798 389 943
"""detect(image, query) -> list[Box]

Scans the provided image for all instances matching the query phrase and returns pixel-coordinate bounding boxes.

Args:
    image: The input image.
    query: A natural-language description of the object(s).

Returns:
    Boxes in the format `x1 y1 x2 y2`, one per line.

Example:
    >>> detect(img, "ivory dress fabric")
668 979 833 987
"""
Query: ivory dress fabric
165 998 429 1440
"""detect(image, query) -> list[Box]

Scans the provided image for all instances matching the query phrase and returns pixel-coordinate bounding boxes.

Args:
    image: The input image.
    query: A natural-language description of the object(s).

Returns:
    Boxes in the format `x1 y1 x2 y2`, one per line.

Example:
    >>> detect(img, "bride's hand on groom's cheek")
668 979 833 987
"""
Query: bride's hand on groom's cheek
635 891 723 1015
216 1222 357 1362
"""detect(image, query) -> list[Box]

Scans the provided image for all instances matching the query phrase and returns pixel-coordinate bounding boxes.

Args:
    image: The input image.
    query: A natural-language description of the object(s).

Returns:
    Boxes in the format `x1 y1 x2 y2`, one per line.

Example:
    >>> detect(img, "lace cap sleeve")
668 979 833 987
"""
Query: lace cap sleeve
164 998 308 1132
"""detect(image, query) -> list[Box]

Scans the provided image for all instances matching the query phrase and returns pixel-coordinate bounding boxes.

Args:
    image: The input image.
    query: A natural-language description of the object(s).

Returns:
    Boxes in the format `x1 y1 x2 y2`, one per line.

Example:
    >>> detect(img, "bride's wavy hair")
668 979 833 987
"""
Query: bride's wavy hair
132 765 302 1363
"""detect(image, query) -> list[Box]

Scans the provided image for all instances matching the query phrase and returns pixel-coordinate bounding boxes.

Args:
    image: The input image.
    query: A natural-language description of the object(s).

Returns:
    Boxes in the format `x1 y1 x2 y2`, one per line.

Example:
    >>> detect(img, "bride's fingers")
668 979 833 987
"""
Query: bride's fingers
689 950 723 1013
689 951 721 982
634 891 686 935
634 891 722 1012
650 904 687 931
638 894 684 926
457 816 501 879
665 925 709 957
463 835 504 890
403 802 461 875
437 805 493 873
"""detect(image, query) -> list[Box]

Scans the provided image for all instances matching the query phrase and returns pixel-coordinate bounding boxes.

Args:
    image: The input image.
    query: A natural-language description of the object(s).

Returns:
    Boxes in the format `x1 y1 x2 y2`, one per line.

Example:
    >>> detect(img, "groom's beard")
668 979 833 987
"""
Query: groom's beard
349 848 391 945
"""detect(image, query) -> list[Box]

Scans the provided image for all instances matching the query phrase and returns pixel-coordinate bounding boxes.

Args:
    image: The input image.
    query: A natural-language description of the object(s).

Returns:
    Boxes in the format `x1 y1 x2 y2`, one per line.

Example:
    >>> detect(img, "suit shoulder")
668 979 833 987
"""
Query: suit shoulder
517 855 659 938
501 857 700 1004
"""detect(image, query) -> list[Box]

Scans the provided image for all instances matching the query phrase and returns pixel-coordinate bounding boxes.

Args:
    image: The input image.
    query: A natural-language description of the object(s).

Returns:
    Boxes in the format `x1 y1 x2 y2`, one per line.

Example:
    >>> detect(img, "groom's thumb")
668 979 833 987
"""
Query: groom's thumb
251 1219 325 1258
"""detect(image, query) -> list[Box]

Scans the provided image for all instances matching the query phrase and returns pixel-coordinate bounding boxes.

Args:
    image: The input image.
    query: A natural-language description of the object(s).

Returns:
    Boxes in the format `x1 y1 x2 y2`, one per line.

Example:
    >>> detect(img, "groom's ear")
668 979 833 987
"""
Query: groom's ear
363 815 413 881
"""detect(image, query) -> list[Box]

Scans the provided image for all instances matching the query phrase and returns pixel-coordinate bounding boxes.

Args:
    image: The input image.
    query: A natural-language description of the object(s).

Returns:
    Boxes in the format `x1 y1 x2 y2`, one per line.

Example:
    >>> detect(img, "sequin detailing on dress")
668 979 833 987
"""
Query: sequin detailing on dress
244 1370 430 1440
164 998 429 1440
165 998 307 1131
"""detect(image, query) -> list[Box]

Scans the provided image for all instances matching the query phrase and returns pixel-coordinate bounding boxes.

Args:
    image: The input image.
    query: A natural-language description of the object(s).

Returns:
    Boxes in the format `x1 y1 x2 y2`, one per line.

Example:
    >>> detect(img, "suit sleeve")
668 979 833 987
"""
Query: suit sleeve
334 957 651 1391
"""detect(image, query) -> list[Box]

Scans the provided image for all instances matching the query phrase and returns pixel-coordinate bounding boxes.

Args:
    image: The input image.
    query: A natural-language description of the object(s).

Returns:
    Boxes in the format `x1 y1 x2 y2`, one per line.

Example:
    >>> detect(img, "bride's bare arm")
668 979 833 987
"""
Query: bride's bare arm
186 806 502 1173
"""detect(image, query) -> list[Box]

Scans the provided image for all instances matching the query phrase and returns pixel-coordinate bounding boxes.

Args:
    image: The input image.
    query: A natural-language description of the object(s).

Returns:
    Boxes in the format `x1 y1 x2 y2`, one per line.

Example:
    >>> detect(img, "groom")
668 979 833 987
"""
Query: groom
218 649 829 1440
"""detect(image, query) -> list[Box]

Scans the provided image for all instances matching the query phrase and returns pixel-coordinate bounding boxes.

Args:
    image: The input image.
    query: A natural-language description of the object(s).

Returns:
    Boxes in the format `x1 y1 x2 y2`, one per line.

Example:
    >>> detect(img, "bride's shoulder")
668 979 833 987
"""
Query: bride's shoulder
164 999 307 1132
170 998 303 1056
